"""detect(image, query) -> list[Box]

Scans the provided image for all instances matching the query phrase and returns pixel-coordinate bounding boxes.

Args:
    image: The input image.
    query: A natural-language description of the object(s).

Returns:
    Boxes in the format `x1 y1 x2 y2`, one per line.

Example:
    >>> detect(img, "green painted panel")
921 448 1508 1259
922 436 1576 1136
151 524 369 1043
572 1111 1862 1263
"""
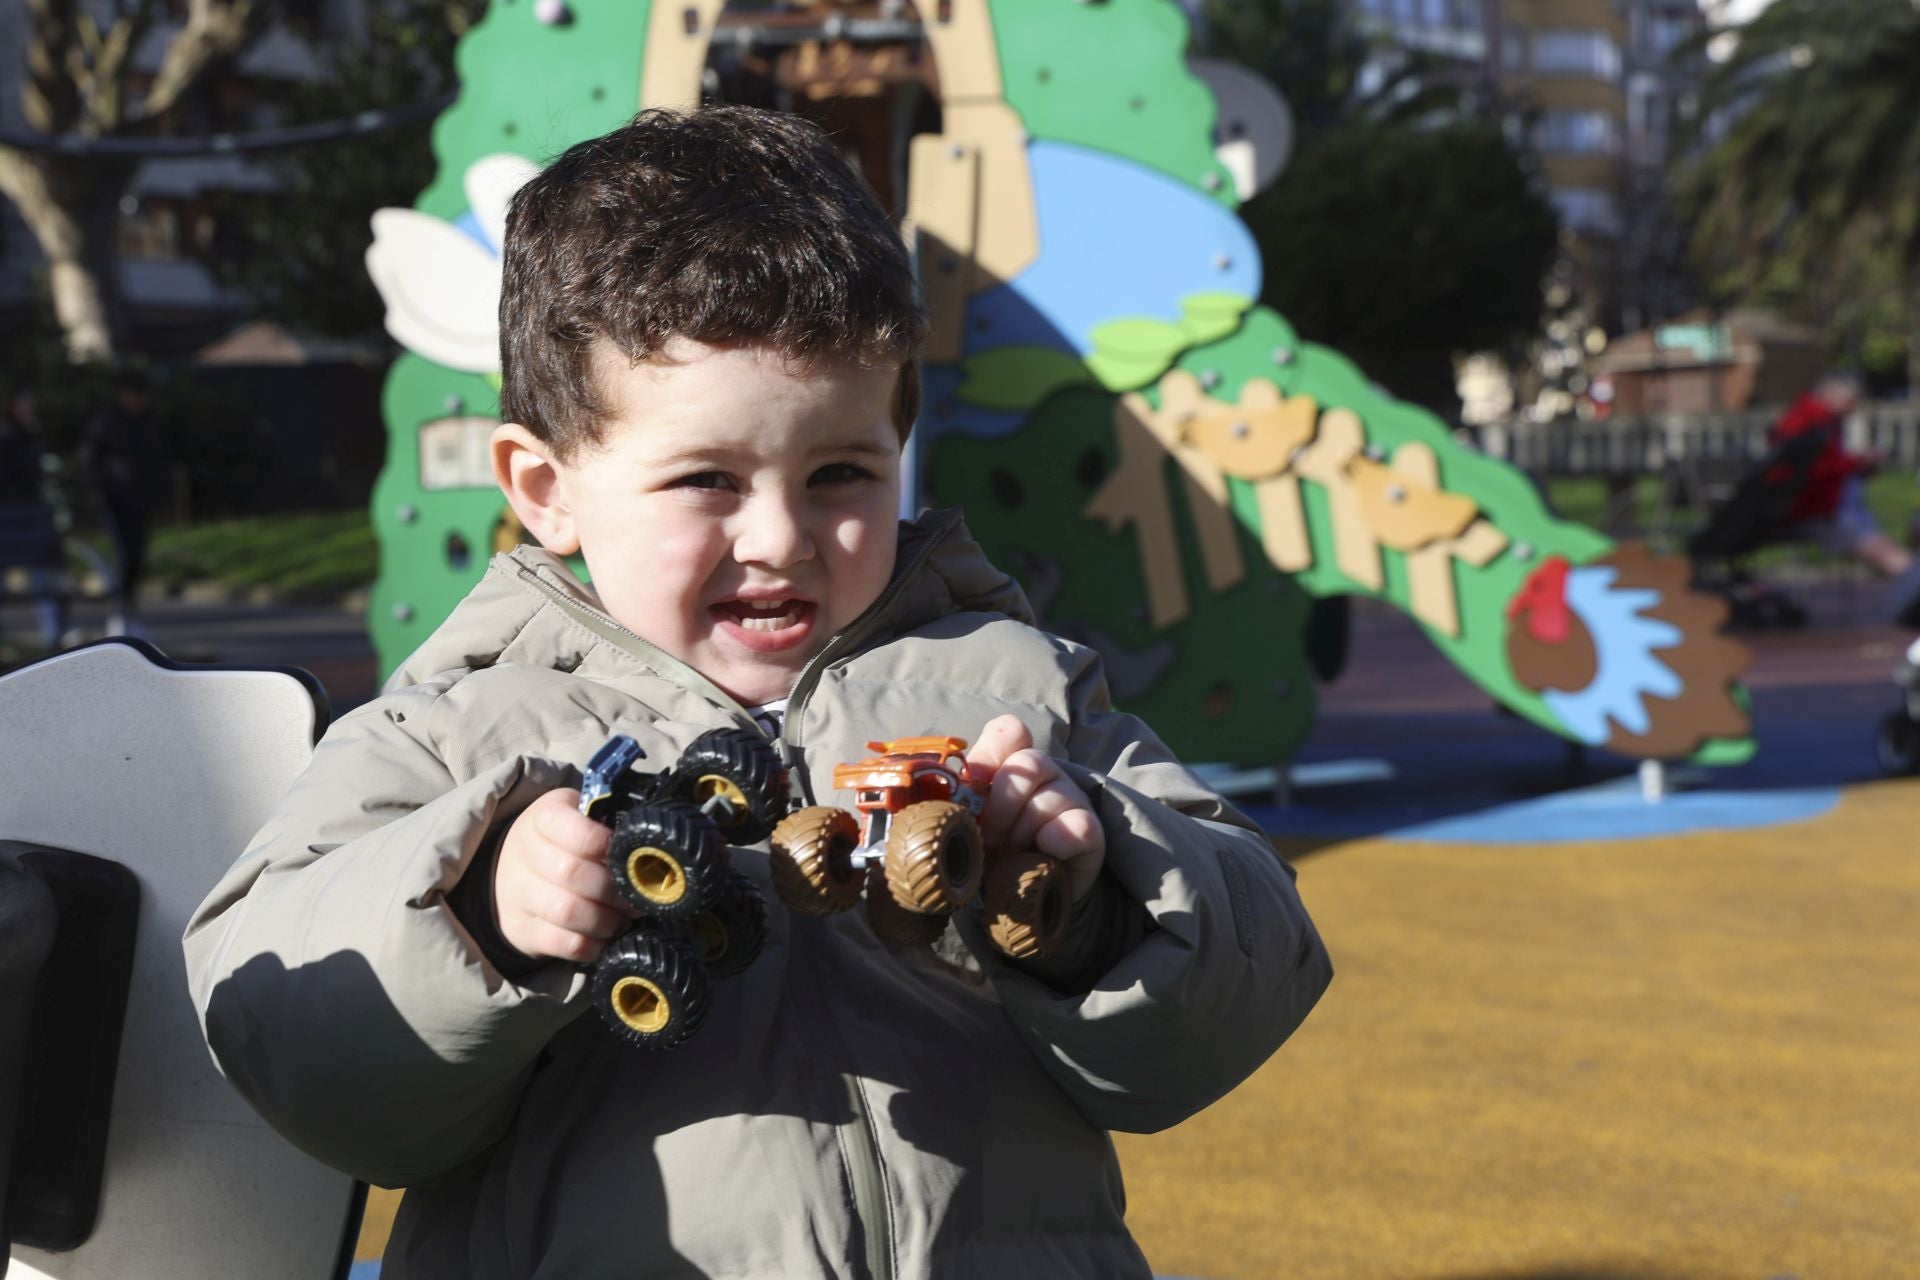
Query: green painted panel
989 0 1237 209
927 387 1317 764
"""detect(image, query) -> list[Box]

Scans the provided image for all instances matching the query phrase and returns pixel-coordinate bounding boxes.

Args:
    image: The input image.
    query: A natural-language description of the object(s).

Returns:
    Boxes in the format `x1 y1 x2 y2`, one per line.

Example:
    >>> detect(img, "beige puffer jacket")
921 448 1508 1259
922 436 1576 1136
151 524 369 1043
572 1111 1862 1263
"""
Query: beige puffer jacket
185 509 1331 1280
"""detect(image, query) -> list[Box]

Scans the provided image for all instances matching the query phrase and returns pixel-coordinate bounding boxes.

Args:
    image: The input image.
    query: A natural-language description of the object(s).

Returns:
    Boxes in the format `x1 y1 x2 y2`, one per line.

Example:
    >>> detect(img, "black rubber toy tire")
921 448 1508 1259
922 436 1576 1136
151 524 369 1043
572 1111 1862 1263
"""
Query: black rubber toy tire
592 932 710 1049
608 801 729 925
672 728 789 844
689 870 769 979
1876 710 1920 776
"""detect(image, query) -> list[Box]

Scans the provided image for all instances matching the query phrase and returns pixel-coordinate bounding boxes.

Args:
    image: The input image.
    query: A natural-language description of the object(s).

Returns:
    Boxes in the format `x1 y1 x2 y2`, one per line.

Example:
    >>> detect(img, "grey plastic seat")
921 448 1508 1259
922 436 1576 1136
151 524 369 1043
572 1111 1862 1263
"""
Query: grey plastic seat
1 639 359 1280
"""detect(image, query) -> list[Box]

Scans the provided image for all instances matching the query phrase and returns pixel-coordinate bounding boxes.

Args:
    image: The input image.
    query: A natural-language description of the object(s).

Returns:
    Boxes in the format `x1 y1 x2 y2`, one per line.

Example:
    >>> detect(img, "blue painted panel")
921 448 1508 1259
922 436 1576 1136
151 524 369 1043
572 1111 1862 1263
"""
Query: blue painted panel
960 140 1260 359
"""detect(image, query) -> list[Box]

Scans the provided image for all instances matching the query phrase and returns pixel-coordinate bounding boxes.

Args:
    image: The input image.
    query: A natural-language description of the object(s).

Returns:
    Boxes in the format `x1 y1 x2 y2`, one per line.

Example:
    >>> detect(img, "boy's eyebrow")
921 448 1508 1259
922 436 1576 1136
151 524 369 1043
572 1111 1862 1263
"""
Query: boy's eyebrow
646 437 898 469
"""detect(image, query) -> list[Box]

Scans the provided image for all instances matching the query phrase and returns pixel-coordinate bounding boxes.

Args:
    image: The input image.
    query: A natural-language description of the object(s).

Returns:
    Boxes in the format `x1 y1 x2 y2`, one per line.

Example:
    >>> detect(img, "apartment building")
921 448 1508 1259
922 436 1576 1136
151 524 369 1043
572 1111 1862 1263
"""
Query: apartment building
1350 0 1705 330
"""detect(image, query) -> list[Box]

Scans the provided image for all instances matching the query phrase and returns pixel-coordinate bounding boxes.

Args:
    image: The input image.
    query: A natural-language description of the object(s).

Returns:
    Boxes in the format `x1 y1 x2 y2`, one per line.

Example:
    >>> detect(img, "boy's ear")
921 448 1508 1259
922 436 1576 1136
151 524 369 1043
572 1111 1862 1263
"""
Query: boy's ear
491 423 581 555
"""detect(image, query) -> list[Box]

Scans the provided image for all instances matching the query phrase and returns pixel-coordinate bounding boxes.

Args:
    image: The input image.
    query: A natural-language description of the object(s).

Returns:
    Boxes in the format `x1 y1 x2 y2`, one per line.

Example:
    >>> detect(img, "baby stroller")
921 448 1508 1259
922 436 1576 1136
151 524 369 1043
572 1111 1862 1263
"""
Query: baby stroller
1684 430 1827 630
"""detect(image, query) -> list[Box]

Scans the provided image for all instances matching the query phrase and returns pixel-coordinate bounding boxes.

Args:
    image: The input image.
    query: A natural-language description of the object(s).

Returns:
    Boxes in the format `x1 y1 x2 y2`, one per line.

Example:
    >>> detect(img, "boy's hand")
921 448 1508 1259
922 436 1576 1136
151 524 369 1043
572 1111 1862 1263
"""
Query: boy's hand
494 788 638 964
966 714 1105 902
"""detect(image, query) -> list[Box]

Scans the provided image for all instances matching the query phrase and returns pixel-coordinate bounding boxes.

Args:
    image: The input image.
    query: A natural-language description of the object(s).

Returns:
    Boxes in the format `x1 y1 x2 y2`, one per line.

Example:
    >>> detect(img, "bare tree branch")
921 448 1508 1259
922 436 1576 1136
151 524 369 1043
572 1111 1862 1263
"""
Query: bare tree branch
22 0 81 134
140 0 268 125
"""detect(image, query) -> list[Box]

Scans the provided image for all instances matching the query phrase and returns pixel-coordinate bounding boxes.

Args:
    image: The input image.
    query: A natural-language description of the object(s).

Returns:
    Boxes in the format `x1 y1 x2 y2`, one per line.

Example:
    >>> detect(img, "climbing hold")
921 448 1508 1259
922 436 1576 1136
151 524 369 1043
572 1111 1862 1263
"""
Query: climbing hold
534 0 571 25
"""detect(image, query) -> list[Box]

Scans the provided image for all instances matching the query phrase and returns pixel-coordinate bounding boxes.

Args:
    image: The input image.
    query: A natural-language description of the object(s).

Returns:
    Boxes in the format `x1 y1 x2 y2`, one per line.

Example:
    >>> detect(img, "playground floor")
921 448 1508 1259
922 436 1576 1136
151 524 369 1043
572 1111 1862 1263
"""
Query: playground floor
10 585 1914 1278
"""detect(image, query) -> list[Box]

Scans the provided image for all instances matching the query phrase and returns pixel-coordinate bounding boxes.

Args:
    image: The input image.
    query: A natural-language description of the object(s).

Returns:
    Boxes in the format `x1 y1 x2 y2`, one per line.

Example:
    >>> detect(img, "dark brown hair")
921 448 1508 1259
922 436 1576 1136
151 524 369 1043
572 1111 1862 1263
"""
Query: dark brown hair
499 106 926 459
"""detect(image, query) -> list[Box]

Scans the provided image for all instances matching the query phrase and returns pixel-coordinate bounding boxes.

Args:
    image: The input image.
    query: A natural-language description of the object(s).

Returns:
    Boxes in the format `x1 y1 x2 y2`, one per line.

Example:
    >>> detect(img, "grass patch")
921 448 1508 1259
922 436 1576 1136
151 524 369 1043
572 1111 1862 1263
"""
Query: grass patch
148 511 376 597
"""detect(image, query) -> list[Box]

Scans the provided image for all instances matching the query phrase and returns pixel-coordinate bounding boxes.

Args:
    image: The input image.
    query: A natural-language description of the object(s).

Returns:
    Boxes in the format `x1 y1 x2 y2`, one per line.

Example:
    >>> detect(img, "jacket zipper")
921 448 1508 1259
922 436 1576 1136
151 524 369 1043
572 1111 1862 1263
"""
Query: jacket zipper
778 508 962 802
515 520 958 1279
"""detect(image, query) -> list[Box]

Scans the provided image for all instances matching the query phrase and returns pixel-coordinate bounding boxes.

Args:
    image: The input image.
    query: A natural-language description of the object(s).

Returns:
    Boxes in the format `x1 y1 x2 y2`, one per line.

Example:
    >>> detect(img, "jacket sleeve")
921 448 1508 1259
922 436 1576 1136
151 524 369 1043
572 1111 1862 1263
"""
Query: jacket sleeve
965 644 1333 1135
181 680 589 1187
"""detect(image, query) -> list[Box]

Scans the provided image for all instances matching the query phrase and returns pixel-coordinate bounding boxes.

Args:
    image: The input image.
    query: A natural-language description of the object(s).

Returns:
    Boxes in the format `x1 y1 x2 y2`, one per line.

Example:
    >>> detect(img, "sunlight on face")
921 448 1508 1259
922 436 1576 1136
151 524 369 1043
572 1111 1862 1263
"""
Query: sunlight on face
554 339 903 707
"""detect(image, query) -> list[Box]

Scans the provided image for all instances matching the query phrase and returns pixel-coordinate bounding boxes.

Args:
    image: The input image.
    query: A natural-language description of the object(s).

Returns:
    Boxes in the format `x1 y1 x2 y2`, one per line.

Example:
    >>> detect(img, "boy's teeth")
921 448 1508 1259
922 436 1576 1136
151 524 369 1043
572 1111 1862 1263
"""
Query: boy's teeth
735 599 799 631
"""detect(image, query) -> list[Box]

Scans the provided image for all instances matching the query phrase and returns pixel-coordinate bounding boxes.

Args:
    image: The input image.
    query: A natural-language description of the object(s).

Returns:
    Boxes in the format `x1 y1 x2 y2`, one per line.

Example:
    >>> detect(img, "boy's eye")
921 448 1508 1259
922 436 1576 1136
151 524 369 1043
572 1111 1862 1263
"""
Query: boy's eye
672 471 735 492
811 462 875 486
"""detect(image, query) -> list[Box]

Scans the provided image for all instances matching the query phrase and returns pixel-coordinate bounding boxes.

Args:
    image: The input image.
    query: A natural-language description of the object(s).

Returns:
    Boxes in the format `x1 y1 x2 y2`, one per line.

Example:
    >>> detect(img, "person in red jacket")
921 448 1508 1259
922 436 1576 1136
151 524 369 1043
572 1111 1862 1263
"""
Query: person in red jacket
1770 373 1920 623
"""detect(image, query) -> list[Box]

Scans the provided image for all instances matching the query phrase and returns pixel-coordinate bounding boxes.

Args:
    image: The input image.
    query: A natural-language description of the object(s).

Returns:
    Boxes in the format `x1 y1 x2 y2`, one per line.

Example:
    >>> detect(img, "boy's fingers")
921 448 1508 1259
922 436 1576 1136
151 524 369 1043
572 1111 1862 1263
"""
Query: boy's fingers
509 917 609 966
966 715 1032 778
1033 806 1104 860
982 748 1059 847
1004 775 1094 855
521 878 630 943
527 792 613 863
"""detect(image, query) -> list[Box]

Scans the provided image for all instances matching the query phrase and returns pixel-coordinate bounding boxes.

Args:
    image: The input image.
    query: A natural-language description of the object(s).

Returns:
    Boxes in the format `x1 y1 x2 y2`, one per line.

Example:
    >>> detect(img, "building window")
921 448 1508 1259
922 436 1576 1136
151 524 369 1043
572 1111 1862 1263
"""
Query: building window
1533 29 1623 79
1535 109 1621 155
1550 186 1624 237
1504 22 1529 72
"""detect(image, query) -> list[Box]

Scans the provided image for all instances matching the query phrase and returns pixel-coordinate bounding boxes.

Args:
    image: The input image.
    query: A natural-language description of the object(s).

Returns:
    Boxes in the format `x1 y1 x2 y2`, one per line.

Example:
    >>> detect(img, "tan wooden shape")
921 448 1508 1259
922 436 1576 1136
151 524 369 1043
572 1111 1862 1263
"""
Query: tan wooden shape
1448 519 1510 568
938 101 1038 286
1181 387 1319 481
1255 475 1313 573
641 0 725 111
1395 444 1452 636
907 132 980 362
1293 408 1381 590
1085 393 1190 628
1350 448 1479 552
921 0 1005 102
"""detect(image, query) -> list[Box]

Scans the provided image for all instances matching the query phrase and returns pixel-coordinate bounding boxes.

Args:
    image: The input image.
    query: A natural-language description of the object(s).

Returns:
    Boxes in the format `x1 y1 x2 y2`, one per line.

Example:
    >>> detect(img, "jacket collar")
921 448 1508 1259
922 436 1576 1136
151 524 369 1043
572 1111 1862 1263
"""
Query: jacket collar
384 508 1032 699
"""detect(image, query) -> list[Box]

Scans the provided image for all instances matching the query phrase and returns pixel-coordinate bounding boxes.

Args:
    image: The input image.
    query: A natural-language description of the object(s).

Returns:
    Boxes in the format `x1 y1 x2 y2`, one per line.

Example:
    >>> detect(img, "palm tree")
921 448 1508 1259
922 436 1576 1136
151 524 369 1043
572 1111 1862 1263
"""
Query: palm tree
1679 0 1920 390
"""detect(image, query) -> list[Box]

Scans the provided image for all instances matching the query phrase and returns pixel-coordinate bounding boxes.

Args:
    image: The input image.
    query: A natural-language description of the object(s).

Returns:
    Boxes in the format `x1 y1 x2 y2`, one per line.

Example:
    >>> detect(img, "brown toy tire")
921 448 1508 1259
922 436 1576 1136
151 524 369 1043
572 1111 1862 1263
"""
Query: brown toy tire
769 806 864 915
884 800 984 915
981 850 1071 960
865 864 948 947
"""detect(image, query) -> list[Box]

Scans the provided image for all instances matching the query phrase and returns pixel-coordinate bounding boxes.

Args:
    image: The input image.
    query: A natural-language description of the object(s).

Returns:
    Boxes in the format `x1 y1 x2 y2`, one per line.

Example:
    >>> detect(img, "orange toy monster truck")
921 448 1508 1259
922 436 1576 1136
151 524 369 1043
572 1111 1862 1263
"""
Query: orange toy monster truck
768 736 1070 958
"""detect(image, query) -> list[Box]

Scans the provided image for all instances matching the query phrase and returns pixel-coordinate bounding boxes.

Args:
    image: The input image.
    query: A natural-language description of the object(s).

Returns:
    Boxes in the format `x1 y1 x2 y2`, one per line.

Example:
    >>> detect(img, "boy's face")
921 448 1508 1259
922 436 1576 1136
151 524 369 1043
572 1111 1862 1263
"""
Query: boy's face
498 339 903 708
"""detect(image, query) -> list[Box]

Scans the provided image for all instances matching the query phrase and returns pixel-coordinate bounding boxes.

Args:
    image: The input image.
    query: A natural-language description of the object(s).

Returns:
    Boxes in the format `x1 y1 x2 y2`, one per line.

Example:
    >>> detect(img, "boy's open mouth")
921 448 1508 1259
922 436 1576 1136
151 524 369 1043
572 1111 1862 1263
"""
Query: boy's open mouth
713 598 817 651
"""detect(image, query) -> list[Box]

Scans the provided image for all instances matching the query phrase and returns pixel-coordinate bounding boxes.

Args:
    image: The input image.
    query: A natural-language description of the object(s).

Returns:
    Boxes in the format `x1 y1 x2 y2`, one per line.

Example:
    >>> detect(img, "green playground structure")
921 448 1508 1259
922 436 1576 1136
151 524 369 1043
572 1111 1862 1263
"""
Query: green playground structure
364 0 1752 768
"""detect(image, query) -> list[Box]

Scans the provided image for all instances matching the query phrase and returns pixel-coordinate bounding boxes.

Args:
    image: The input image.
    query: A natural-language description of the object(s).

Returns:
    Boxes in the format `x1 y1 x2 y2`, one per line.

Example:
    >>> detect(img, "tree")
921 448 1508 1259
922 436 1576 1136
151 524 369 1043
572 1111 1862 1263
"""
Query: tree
1677 0 1920 390
1242 118 1561 410
1196 0 1558 412
0 0 272 362
207 0 484 341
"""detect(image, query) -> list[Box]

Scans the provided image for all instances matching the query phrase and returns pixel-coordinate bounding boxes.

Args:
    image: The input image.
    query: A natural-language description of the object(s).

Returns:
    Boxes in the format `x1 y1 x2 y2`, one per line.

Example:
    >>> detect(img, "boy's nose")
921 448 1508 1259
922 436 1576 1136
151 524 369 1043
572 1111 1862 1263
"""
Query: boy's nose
732 496 815 569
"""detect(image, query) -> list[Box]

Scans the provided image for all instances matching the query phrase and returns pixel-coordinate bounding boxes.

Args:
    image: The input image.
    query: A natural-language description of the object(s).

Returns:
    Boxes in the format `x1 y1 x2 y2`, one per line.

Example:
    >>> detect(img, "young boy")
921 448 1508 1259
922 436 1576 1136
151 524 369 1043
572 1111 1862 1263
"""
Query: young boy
186 107 1330 1279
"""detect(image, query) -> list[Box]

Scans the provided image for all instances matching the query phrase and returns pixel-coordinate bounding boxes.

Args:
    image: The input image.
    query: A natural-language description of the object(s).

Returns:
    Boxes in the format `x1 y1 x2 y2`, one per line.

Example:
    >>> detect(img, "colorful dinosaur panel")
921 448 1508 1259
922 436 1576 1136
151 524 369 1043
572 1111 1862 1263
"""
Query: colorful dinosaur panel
365 0 1753 767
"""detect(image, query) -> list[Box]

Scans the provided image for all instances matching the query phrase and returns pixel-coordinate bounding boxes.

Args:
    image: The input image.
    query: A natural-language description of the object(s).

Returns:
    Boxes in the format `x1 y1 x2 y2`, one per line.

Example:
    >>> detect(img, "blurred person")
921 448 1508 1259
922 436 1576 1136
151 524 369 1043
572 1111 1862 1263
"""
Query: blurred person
1768 372 1920 624
81 367 167 635
0 387 67 646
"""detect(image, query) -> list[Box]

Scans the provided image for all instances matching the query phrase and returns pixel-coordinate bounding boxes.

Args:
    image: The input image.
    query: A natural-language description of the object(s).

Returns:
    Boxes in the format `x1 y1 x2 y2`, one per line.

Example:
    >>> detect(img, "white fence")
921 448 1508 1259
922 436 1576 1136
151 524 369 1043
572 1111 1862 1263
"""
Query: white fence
1474 401 1920 478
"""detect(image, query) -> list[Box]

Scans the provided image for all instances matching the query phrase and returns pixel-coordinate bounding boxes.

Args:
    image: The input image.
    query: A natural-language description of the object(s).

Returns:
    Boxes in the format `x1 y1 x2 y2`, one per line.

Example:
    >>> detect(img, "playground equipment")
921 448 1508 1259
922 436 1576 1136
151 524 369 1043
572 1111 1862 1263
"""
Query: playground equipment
365 0 1753 769
0 641 357 1280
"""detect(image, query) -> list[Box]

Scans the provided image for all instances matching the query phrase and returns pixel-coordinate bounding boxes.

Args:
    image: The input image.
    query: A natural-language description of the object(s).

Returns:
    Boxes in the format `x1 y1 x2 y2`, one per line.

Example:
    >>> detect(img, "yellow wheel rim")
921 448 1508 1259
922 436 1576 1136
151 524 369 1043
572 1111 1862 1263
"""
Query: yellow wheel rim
610 976 671 1035
627 846 686 904
694 774 750 821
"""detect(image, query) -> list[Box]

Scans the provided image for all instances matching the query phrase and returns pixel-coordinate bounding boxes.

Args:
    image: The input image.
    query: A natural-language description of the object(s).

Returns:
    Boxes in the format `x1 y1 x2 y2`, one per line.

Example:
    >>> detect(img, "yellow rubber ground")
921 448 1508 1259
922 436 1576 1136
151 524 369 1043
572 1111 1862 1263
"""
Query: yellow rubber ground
1116 780 1920 1280
355 783 1918 1275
